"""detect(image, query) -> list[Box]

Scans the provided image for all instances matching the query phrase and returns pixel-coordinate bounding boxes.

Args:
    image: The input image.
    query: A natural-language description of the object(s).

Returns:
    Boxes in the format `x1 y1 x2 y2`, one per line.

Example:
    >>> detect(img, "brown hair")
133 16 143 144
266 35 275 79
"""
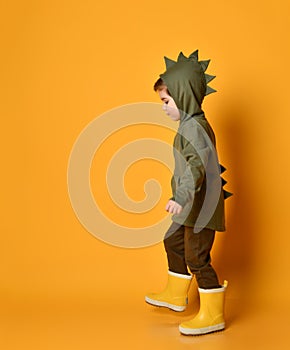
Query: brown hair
153 78 171 96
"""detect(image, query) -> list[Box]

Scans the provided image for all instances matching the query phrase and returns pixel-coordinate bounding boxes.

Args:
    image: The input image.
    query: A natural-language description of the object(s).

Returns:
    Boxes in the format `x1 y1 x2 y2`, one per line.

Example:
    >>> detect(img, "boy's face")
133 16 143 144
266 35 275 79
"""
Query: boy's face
158 88 180 121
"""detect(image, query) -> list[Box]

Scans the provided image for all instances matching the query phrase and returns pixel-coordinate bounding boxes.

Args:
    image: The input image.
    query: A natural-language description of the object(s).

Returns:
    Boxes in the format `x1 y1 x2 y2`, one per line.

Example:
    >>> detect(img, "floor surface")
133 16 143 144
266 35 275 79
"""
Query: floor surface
1 291 289 350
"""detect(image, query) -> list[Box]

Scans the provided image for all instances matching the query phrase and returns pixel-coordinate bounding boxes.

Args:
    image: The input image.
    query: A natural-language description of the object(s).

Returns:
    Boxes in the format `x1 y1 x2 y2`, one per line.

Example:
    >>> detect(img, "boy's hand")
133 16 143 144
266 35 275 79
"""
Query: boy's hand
165 200 183 214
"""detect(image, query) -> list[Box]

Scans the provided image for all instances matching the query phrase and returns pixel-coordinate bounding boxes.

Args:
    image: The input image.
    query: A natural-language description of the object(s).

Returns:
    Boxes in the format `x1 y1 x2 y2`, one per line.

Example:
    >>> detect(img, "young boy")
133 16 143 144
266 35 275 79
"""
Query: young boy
145 50 231 335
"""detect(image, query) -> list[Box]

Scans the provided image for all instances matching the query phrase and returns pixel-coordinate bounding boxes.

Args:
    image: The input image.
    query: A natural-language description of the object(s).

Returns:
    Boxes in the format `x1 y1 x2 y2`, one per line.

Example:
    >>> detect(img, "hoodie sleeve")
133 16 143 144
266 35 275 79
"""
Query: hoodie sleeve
174 132 210 208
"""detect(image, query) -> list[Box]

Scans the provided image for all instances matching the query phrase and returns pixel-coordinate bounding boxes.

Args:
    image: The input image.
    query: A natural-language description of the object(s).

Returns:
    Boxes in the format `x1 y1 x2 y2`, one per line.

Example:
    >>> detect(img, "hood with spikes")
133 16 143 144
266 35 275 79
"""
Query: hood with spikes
159 50 216 122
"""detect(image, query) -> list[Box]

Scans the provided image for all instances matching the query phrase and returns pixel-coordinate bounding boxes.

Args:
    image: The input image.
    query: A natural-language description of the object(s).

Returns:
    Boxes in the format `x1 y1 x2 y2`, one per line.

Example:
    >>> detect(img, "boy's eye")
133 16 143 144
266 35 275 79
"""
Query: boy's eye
165 100 169 104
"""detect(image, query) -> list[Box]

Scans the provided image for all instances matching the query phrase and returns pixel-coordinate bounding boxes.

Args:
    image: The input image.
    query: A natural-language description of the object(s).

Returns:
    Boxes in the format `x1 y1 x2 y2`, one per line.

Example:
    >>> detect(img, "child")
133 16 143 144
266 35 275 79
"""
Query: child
145 50 231 335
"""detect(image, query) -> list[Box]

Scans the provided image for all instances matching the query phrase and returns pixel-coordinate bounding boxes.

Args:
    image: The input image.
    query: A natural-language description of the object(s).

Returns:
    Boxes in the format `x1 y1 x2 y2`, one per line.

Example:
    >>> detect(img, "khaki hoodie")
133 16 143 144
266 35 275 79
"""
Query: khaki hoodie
159 50 231 232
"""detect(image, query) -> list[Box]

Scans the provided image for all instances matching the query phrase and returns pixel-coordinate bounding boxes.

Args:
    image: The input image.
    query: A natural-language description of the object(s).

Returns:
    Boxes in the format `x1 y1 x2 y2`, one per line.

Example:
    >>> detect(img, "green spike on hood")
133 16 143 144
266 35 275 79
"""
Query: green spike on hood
206 85 217 96
160 50 216 122
205 74 216 84
199 59 210 72
164 56 176 69
189 49 199 60
177 51 187 61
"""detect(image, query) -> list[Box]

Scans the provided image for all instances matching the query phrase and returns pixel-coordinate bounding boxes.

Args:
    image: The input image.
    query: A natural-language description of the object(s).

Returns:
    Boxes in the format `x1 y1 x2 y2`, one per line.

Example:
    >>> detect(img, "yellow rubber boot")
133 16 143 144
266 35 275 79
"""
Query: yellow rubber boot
179 280 228 335
145 271 192 312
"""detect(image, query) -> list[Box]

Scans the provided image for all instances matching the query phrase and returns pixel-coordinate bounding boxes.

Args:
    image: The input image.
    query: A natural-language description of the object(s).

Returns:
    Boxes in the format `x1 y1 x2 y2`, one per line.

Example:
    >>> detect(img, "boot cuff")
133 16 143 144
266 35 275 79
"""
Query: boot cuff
168 270 192 280
199 280 228 293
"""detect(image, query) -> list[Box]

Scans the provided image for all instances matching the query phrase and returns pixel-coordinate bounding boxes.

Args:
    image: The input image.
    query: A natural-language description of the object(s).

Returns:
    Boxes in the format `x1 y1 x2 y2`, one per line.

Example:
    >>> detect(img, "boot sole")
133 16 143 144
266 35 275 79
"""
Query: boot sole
145 296 186 312
179 323 225 335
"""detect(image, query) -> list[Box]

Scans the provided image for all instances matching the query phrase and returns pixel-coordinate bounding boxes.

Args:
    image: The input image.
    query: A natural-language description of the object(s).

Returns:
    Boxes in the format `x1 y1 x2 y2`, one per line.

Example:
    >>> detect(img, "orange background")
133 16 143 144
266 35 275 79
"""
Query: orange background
1 0 290 349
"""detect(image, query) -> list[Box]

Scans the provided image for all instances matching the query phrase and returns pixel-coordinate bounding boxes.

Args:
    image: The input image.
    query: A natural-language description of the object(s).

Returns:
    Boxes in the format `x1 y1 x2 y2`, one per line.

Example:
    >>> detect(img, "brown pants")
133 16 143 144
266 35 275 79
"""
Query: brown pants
164 222 220 289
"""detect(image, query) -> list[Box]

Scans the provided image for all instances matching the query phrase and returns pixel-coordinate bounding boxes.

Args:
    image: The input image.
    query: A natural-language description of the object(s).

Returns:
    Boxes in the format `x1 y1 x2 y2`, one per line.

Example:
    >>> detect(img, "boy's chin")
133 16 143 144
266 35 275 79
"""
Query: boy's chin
165 112 180 121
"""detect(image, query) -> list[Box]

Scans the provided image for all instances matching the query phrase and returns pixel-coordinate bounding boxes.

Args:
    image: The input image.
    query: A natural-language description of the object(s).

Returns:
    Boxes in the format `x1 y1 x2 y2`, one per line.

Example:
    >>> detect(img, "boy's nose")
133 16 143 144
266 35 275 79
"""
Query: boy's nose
162 104 167 111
